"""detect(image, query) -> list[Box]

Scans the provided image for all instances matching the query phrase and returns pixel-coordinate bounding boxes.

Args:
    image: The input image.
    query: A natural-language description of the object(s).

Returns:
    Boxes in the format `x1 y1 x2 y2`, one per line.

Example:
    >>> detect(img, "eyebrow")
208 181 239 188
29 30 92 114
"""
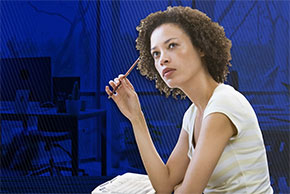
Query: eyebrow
151 38 178 51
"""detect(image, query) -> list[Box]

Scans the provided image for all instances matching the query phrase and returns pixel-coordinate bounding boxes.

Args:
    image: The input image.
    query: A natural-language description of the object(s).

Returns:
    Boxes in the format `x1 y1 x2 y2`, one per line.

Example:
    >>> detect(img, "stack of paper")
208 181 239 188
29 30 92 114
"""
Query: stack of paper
91 172 155 194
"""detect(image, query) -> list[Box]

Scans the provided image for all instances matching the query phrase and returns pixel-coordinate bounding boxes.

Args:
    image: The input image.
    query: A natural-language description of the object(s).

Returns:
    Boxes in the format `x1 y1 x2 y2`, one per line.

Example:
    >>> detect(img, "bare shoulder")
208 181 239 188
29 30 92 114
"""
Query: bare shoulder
202 112 237 138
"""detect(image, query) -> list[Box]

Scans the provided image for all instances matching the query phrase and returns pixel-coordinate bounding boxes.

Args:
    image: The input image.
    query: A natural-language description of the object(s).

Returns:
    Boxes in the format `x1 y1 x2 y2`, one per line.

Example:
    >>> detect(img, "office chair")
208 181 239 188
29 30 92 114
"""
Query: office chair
227 70 239 91
27 130 88 176
1 131 39 176
262 130 289 193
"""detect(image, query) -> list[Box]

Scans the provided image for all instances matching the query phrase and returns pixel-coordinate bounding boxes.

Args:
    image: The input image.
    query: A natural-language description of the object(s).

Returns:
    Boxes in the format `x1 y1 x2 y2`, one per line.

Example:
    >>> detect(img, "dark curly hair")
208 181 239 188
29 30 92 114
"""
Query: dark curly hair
136 6 232 99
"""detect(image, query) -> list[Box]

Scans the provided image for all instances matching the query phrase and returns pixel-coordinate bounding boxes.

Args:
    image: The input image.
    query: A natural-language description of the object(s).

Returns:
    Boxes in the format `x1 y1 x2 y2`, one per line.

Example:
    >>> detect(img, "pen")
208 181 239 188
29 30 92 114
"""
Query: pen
108 58 139 99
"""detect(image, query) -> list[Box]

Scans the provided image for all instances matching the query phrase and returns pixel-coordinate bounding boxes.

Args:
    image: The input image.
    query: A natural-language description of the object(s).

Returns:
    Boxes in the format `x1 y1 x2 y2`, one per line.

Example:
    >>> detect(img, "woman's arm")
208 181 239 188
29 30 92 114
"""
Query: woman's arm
175 112 237 193
106 76 189 193
131 114 190 193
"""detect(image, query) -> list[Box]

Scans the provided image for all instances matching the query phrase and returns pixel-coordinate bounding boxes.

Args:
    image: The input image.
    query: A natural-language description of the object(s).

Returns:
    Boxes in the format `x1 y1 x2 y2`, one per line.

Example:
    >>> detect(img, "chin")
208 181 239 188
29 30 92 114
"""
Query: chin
165 80 178 88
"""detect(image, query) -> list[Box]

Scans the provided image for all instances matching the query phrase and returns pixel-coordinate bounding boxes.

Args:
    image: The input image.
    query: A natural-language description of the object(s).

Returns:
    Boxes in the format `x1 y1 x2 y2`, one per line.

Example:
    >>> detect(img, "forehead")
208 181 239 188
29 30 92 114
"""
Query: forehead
150 23 188 47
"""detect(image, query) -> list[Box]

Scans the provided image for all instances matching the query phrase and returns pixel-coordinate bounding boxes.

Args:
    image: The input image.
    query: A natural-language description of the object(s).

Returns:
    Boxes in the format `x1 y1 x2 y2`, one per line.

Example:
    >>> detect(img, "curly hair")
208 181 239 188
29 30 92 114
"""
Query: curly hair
135 6 232 99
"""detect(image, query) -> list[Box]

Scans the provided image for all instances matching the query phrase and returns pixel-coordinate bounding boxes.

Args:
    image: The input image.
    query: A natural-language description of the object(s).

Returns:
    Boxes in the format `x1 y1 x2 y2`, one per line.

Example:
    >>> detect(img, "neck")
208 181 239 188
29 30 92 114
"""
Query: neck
180 73 219 112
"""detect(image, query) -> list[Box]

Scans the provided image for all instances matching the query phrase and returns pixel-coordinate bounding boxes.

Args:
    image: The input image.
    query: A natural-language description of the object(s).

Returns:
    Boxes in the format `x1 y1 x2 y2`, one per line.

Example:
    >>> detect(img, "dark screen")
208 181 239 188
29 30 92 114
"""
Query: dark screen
0 57 52 103
52 77 80 104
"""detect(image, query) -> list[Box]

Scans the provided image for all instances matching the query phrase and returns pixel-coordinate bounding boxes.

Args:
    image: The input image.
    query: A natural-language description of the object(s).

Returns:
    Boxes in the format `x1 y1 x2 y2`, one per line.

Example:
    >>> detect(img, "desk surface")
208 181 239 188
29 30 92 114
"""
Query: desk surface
0 108 106 120
1 107 108 176
0 176 114 193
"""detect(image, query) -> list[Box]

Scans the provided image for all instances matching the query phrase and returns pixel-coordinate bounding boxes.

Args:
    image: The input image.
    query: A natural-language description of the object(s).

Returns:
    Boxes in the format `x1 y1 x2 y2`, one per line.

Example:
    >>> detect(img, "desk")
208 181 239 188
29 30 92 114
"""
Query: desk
0 108 107 176
0 176 114 193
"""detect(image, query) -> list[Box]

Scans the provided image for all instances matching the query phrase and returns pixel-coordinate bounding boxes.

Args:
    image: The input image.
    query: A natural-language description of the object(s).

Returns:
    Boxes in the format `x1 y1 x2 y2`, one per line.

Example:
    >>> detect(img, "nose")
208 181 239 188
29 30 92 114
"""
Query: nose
159 52 170 66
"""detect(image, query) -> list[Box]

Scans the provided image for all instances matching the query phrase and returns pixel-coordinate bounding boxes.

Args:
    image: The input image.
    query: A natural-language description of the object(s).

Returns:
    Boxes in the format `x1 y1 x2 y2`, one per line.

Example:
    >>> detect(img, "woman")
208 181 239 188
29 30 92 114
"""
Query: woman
105 6 273 194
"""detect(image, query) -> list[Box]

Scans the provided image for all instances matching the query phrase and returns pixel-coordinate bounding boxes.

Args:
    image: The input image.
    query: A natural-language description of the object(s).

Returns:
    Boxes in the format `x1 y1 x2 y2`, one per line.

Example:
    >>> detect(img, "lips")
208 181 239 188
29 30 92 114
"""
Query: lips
162 68 176 78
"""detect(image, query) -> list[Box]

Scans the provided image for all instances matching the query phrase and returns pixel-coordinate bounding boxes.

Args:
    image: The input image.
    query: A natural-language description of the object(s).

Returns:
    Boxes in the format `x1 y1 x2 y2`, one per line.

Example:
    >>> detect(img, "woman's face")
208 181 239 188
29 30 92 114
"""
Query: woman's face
150 23 205 89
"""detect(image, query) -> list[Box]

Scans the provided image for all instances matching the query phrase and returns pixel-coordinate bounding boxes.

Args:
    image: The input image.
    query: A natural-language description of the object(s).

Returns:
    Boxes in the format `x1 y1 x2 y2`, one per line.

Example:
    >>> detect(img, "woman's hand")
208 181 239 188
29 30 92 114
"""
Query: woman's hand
105 74 142 122
174 182 183 193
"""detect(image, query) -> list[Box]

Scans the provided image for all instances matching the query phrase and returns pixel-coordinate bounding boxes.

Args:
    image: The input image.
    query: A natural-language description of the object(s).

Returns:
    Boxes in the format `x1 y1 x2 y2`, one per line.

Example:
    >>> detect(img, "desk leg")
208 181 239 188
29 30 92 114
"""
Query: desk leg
71 119 79 176
101 114 107 176
0 120 2 160
23 118 28 132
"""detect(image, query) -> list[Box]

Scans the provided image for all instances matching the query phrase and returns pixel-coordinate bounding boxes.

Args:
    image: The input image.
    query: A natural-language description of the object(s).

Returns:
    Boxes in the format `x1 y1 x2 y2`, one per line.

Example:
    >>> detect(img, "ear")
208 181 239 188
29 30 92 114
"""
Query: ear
199 49 205 57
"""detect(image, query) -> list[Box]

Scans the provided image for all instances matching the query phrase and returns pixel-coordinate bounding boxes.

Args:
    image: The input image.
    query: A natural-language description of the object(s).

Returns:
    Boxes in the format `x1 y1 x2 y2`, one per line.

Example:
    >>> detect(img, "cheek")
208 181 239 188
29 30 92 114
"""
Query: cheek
154 63 162 76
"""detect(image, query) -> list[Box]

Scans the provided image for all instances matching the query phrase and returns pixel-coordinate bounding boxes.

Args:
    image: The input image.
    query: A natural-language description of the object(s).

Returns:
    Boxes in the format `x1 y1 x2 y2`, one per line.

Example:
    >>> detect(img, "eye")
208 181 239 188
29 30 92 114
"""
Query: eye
168 43 177 49
152 51 160 58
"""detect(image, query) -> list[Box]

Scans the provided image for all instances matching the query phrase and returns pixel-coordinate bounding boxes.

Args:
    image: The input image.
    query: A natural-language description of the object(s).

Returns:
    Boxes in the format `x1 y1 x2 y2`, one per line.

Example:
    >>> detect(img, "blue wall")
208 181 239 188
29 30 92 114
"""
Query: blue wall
0 0 289 191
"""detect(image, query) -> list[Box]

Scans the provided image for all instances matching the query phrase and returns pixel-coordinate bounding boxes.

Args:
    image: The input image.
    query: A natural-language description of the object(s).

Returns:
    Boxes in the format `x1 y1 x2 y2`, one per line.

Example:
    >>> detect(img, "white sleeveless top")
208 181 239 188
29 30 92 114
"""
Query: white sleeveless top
182 84 273 193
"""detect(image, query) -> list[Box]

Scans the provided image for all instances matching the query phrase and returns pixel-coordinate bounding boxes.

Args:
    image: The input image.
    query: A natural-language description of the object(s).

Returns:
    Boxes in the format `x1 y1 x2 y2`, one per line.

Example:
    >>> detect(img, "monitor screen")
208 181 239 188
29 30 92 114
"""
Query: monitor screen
0 57 52 103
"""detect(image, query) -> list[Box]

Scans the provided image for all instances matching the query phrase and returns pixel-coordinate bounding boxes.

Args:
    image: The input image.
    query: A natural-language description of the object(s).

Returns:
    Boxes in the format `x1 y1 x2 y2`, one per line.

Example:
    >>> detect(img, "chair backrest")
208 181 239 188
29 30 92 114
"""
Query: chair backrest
226 70 239 91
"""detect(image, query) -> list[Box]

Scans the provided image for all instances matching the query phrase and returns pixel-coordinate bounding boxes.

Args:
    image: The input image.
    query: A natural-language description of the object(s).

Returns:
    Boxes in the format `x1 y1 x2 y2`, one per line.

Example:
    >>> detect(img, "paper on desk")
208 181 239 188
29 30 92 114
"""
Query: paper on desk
91 172 155 194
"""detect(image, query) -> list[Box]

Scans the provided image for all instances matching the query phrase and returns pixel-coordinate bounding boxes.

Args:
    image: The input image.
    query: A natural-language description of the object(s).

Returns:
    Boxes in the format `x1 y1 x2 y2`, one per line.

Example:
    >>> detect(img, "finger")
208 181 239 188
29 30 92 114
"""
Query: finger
116 75 125 88
114 77 120 85
105 85 114 95
105 86 114 99
118 74 125 80
114 78 122 90
109 80 117 90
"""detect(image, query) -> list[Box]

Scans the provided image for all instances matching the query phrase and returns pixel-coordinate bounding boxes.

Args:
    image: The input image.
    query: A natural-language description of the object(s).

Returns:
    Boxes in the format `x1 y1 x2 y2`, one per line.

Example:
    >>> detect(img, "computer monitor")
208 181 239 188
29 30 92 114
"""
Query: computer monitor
52 77 80 104
0 57 52 103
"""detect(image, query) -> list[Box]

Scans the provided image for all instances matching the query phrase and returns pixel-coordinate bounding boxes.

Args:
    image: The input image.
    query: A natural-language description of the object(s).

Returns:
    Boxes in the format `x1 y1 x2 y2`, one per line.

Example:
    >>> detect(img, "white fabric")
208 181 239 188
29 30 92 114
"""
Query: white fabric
182 84 273 194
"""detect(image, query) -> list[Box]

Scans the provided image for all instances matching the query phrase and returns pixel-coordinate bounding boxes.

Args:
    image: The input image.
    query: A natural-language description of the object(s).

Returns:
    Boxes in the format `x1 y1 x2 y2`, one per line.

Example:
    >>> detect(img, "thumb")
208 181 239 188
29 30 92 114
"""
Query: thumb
115 78 129 94
123 77 135 90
